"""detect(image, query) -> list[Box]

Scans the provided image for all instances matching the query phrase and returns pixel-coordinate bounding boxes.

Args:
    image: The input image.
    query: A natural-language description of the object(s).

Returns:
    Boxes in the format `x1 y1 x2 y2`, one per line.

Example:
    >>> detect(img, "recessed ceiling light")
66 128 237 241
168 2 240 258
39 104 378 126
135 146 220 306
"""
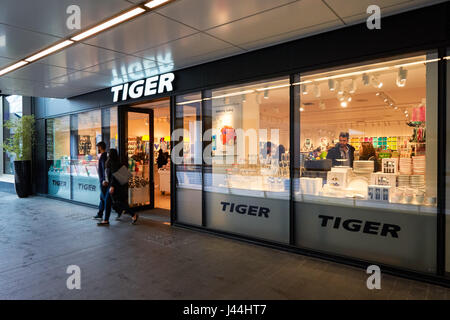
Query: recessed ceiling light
145 0 171 9
25 40 74 62
71 7 146 41
0 61 28 76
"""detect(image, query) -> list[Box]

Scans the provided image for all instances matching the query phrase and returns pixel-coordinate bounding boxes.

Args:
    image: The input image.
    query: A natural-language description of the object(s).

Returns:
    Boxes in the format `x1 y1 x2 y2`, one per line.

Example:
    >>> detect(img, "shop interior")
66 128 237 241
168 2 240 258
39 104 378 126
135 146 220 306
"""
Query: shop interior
128 99 171 211
202 53 437 209
206 78 291 197
298 54 437 207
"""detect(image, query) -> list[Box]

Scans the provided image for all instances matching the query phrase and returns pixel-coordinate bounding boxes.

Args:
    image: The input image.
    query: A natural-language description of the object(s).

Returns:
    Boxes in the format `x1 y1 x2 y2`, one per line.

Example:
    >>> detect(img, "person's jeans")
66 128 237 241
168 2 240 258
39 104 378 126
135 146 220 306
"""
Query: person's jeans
98 185 108 215
99 186 112 222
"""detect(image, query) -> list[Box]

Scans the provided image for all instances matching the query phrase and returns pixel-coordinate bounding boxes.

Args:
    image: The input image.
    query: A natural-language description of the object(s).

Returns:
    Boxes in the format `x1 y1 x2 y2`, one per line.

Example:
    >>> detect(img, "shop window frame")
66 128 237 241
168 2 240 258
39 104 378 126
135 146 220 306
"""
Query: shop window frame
171 46 449 282
44 106 119 207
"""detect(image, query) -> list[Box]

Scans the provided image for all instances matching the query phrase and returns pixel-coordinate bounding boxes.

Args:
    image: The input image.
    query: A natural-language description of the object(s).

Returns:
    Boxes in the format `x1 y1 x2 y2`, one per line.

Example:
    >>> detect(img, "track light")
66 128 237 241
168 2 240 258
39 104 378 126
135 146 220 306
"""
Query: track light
337 81 344 94
347 95 352 102
371 75 383 88
241 94 246 102
396 67 408 87
328 79 336 91
340 101 348 108
301 84 308 95
349 79 357 94
362 73 370 86
263 90 269 99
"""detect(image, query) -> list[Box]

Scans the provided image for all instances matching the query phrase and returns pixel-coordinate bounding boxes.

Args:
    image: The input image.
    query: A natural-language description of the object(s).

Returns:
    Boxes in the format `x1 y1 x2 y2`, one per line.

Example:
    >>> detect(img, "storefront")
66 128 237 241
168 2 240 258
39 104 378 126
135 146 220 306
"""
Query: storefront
32 3 450 285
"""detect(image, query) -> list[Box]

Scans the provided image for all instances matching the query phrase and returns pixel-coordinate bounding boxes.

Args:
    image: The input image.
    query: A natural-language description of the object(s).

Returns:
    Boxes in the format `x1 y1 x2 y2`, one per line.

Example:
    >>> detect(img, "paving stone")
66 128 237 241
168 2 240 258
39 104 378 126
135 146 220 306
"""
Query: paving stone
0 191 450 299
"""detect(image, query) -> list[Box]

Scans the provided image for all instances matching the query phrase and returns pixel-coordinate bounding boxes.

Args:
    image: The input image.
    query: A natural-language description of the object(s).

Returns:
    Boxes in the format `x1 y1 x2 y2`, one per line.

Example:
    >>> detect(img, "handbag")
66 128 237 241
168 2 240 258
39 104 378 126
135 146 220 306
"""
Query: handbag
112 165 132 186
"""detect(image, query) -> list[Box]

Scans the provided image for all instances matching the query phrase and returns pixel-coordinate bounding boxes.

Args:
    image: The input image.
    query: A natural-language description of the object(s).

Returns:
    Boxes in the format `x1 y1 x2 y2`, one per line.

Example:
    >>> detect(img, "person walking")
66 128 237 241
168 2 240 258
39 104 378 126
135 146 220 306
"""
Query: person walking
97 148 138 226
93 141 108 220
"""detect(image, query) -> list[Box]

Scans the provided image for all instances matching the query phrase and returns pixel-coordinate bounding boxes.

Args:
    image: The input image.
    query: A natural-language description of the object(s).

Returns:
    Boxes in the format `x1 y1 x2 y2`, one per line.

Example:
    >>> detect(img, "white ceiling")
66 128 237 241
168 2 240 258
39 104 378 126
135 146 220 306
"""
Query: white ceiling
0 0 445 98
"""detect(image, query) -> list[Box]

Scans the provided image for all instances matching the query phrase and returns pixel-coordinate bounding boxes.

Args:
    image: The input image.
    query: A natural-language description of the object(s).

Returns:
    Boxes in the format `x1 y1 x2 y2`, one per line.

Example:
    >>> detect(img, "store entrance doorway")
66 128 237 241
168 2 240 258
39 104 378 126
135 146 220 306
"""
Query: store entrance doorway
123 98 171 213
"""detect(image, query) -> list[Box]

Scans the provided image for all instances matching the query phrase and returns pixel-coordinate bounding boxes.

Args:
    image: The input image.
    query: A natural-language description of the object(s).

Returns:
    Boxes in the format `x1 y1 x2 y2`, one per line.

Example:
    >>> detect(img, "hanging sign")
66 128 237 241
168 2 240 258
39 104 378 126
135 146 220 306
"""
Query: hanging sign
111 72 175 102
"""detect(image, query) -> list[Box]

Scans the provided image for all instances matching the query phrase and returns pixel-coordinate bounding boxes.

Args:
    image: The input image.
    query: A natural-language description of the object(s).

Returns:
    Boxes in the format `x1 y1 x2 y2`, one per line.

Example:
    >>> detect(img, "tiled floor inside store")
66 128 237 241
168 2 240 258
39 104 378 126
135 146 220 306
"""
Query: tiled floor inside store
0 190 449 300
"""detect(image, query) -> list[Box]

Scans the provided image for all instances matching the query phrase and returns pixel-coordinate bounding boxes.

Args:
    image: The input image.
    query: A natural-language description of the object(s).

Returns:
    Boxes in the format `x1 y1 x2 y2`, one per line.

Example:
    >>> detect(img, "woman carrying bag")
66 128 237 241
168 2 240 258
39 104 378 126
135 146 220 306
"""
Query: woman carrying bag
97 149 138 226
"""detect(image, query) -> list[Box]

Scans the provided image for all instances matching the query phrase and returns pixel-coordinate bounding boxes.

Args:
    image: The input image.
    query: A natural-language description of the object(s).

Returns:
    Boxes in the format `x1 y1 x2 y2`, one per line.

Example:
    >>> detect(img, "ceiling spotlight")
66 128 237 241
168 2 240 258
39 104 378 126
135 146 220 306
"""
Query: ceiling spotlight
338 94 345 102
328 79 336 91
396 67 408 87
301 84 308 95
394 106 398 110
349 79 357 94
404 110 408 114
299 107 305 112
340 101 348 108
347 95 352 102
314 84 321 98
337 80 344 94
362 73 370 86
371 76 383 88
376 92 381 96
264 90 269 99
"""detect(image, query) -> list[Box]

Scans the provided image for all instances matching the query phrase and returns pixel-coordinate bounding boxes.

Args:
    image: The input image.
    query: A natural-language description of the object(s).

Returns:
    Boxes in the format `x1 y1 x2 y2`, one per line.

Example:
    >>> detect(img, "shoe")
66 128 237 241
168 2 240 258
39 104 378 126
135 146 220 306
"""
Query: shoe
93 214 102 220
97 221 109 226
131 214 139 225
116 210 123 220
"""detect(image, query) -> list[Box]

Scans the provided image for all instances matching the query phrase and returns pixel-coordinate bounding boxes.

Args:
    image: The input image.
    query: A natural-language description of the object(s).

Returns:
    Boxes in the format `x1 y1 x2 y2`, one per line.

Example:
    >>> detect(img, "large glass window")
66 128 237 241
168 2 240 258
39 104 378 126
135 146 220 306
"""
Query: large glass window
3 95 23 174
70 110 102 205
294 53 438 273
174 93 202 226
203 78 290 243
47 116 71 199
46 108 117 205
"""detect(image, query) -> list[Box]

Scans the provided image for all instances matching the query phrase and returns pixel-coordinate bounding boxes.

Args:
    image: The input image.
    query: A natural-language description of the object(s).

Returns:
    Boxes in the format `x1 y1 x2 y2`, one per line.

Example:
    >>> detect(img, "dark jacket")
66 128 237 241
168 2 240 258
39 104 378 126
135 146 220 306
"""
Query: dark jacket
105 160 128 202
98 152 108 183
326 143 355 167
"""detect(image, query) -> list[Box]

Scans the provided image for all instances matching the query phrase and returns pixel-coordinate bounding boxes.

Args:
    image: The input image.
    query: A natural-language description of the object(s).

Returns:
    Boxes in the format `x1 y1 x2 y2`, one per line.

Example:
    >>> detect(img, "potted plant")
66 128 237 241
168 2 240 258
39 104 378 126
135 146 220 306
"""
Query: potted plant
1 115 35 198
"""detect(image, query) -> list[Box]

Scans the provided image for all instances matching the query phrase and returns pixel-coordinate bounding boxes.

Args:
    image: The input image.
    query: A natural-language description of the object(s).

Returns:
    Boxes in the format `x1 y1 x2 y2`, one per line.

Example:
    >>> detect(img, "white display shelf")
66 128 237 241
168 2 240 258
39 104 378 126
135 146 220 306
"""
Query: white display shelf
355 200 436 216
204 185 229 194
230 187 265 198
294 193 437 215
265 191 290 200
178 183 202 191
299 194 355 207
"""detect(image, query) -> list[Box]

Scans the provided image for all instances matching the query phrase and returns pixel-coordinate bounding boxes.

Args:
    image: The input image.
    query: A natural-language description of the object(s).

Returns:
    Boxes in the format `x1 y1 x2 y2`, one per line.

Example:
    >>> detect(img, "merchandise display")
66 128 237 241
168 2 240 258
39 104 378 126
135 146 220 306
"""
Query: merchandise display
382 158 398 174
